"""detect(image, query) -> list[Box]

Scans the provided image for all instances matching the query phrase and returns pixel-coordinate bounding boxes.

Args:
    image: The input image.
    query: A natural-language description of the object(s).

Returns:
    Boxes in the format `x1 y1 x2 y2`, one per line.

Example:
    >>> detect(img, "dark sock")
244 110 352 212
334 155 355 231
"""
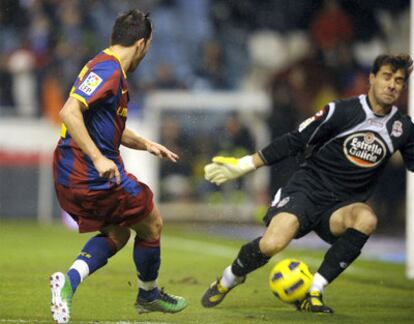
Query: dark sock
138 287 160 301
231 237 270 277
318 228 369 283
67 234 117 293
66 269 81 293
134 236 161 300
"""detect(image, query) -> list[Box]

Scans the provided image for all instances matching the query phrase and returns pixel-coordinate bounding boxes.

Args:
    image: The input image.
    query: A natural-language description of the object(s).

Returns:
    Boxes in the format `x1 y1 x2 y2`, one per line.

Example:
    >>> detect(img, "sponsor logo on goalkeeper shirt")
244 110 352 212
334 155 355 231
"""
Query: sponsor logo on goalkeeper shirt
343 132 386 168
367 118 384 128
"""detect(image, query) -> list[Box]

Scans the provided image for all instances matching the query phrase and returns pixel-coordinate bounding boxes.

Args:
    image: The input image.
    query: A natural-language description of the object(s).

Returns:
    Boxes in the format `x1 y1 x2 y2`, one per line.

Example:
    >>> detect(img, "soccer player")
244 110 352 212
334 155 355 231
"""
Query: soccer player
50 10 187 324
201 54 413 313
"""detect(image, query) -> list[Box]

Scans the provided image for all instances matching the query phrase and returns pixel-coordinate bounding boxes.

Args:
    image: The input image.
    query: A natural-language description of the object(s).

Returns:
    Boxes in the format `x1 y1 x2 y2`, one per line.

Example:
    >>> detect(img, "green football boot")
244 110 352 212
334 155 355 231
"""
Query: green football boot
135 288 188 314
298 291 334 314
50 272 73 323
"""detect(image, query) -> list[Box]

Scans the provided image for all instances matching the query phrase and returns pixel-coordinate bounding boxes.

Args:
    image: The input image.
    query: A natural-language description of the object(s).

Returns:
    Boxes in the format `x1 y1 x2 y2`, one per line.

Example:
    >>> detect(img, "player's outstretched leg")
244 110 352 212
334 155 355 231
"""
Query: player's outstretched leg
201 237 270 308
298 227 370 314
50 232 120 323
50 272 73 324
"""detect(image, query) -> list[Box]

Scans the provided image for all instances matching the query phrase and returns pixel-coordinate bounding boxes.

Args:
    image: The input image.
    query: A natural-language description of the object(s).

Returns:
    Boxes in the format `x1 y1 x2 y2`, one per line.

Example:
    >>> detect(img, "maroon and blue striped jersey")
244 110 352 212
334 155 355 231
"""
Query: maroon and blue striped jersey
53 49 130 190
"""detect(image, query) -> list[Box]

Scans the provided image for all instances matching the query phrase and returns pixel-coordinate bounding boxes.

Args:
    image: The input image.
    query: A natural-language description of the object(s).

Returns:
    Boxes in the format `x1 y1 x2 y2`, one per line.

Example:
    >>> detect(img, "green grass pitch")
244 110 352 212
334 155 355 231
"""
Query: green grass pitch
0 220 413 323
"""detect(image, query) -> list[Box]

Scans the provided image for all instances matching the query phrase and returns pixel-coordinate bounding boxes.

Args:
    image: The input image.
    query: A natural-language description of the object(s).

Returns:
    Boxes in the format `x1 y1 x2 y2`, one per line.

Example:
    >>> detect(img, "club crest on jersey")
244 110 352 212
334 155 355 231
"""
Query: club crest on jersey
391 120 403 137
343 132 386 168
79 72 103 95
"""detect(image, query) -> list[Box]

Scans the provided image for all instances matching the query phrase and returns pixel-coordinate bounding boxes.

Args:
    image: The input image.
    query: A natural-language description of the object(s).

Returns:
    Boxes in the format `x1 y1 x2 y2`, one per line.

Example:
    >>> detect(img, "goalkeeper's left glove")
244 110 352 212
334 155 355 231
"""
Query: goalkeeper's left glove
204 155 256 185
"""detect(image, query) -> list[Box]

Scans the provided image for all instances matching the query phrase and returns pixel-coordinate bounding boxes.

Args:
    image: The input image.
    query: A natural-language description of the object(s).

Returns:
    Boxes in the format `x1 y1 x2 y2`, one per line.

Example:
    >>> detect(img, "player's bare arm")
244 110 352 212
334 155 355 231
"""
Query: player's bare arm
59 97 121 184
252 153 265 168
121 127 179 163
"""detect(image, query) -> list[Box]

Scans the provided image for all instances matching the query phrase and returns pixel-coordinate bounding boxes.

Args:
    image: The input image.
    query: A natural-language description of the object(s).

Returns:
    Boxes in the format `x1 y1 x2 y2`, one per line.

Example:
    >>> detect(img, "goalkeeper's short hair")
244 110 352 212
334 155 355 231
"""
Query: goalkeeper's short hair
371 54 413 82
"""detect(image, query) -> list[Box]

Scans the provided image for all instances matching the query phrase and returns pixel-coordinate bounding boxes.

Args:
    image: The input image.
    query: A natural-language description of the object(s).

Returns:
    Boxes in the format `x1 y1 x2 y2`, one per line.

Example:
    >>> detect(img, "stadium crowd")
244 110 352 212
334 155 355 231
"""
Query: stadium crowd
0 0 410 228
0 0 409 117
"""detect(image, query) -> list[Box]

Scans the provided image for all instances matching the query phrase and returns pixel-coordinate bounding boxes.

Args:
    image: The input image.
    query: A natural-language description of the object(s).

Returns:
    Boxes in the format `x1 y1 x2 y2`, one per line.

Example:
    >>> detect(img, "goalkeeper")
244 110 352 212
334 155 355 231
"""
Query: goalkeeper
201 54 414 313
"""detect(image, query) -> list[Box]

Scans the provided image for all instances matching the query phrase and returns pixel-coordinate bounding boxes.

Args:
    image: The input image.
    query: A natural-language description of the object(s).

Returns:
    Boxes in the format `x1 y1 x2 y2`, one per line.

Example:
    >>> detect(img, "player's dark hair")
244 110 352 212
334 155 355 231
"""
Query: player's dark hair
111 9 152 46
371 54 413 81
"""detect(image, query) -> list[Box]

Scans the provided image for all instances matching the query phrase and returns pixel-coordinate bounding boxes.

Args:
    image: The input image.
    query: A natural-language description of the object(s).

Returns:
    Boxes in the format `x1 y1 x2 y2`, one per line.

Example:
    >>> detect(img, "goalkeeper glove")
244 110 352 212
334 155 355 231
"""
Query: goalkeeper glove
204 155 256 185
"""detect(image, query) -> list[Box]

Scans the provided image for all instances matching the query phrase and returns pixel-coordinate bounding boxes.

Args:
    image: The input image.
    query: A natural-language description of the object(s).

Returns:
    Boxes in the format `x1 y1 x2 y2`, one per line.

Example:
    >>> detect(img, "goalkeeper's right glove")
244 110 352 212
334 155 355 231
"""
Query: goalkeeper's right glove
204 155 256 185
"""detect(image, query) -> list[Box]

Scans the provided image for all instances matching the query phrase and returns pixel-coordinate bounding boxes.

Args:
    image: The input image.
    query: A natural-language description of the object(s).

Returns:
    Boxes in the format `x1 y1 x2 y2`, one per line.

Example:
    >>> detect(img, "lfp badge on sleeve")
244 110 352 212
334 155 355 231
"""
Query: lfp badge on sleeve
79 72 103 95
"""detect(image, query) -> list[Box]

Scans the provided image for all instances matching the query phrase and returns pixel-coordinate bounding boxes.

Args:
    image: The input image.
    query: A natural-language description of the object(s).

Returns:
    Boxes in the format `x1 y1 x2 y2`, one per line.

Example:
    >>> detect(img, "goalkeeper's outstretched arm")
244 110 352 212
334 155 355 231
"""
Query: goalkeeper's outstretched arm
204 104 339 186
204 153 265 185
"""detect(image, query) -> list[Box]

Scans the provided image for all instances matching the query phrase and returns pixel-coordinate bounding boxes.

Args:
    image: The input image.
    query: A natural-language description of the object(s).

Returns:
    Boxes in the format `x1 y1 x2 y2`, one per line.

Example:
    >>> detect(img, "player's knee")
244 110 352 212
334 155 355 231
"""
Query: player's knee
356 215 377 235
144 216 163 241
259 237 286 257
260 213 298 256
109 228 131 250
351 206 377 235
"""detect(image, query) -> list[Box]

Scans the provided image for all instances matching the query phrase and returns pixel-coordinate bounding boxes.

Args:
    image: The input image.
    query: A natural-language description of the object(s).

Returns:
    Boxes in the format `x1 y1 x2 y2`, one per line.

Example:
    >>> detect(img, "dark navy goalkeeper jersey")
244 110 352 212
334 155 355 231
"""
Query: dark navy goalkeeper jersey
260 95 414 201
53 48 130 190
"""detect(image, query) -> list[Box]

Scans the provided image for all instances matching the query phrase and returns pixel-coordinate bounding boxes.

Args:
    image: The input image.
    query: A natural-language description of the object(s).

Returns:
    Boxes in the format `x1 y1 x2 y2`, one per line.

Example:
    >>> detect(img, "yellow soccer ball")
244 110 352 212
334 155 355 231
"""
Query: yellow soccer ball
269 258 313 303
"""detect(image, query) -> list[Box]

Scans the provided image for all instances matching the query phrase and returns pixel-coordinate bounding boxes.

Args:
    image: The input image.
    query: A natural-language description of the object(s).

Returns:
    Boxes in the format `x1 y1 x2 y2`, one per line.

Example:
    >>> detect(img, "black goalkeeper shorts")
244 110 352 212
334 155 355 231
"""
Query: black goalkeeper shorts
263 187 361 244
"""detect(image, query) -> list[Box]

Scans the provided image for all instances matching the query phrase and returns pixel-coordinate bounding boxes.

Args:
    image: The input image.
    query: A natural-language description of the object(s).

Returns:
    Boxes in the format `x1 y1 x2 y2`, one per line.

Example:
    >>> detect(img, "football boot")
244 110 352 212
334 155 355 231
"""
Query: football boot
50 272 73 323
201 276 245 308
135 288 188 314
297 291 334 314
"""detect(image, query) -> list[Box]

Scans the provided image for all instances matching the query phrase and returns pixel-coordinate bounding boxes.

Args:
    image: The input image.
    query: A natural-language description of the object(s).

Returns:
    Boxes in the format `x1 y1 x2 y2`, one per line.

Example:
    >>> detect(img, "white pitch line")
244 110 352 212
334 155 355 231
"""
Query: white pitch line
0 320 170 324
162 236 384 276
163 236 239 258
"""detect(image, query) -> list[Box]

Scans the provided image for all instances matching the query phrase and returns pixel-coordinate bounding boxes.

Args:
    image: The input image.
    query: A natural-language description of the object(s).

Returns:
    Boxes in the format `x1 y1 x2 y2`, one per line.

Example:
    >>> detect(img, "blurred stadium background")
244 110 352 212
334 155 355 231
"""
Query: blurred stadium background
0 0 414 323
0 0 410 230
